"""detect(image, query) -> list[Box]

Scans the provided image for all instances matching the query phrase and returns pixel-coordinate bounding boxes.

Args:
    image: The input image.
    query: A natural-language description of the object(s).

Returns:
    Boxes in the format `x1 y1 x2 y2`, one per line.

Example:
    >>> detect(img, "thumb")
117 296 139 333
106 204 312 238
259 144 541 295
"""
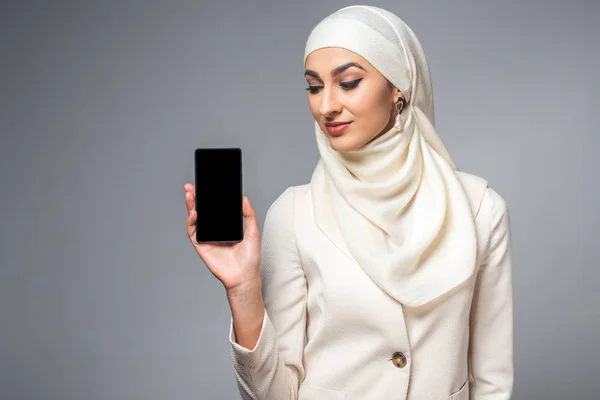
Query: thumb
242 196 259 240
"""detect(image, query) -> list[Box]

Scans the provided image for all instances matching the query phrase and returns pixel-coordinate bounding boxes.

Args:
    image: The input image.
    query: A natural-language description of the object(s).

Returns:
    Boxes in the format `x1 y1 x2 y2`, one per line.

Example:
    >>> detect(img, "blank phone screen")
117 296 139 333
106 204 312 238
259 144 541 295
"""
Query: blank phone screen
194 148 243 243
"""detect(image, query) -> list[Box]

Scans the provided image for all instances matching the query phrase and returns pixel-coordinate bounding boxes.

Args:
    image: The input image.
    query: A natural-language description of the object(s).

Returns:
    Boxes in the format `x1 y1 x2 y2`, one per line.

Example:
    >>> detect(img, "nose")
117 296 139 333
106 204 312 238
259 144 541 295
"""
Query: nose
319 86 342 118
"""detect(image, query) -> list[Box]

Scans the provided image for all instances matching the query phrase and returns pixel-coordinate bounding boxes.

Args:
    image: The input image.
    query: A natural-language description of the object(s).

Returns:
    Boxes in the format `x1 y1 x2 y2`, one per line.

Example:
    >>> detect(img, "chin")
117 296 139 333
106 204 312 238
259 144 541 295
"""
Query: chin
328 135 367 153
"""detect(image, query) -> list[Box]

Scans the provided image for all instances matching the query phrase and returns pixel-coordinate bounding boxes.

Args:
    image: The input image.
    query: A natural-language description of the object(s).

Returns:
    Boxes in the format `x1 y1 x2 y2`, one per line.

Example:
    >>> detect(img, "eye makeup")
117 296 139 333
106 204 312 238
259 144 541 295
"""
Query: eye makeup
305 78 363 94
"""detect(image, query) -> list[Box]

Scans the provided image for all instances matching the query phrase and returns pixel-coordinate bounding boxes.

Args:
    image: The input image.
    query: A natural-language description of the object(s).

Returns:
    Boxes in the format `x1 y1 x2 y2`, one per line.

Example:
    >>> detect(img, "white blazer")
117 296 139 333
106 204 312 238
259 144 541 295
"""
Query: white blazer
228 174 514 399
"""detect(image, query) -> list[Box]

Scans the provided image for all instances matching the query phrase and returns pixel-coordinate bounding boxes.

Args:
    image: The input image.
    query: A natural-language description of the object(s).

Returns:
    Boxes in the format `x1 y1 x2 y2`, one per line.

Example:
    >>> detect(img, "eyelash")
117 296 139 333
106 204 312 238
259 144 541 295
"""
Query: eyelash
305 78 363 94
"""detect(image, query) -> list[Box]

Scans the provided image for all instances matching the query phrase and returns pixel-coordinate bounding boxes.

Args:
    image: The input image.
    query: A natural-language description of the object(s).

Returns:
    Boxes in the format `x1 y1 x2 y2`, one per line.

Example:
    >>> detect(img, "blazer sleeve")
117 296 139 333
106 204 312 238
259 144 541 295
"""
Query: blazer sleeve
468 187 515 399
228 186 307 400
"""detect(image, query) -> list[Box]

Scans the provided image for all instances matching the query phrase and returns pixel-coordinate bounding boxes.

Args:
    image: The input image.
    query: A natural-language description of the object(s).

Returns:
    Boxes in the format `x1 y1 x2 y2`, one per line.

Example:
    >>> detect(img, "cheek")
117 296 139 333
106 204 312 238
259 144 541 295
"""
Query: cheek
346 88 390 121
308 97 320 118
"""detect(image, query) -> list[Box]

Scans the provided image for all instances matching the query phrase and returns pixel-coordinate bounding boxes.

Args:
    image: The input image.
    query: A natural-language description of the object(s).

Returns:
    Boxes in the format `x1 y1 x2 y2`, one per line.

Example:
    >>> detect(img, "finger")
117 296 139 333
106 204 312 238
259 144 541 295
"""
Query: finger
242 196 259 241
184 185 197 239
185 189 195 214
187 209 197 240
186 207 197 226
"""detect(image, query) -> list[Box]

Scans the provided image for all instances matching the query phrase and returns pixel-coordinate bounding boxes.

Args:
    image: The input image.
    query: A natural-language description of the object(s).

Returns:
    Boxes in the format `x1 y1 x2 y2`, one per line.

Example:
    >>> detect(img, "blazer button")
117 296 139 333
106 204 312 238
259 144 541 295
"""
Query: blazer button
392 352 407 368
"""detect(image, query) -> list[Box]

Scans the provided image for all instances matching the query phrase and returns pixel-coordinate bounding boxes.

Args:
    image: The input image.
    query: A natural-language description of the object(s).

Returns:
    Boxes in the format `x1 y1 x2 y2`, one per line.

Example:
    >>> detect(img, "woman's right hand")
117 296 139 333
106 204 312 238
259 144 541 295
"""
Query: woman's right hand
184 183 261 294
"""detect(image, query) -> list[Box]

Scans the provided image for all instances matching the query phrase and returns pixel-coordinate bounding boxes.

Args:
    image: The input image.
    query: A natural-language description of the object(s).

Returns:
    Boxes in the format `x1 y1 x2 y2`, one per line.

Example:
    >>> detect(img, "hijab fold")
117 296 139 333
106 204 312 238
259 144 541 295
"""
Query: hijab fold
305 5 488 307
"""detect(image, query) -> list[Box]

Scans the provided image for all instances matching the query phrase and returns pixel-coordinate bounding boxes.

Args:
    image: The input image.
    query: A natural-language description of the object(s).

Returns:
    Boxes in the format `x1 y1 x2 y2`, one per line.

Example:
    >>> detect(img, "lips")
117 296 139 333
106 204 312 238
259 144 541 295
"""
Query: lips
325 121 352 127
325 121 352 135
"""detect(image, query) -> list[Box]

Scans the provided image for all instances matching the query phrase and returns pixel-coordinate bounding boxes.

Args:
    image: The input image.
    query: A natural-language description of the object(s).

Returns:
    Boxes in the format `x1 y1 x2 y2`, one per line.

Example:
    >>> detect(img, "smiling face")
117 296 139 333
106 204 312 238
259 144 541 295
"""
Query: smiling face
304 47 404 152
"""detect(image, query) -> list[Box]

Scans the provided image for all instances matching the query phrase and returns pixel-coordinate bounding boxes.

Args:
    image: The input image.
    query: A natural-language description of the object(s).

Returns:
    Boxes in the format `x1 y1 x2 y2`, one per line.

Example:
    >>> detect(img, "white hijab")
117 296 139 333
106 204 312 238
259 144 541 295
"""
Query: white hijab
305 5 488 307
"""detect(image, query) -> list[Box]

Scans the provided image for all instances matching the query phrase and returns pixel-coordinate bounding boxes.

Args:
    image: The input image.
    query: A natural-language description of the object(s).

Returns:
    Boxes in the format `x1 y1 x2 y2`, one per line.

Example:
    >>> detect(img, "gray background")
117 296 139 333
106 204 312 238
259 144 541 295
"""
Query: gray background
0 0 597 399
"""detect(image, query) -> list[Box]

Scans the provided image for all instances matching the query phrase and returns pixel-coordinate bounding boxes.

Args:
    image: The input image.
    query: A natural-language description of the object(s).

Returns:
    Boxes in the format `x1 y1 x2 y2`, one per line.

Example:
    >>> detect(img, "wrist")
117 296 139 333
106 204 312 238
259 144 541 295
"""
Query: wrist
226 278 263 301
227 280 265 332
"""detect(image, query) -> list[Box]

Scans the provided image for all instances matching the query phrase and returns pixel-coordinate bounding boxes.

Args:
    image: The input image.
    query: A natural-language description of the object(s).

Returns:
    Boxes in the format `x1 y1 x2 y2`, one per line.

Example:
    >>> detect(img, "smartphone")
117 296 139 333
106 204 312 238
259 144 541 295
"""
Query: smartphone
194 148 243 243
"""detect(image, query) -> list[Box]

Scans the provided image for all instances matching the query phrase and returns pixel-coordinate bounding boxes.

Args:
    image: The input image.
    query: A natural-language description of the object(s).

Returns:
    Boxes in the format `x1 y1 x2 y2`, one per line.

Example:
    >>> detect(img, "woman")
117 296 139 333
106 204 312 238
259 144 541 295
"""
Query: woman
184 5 513 399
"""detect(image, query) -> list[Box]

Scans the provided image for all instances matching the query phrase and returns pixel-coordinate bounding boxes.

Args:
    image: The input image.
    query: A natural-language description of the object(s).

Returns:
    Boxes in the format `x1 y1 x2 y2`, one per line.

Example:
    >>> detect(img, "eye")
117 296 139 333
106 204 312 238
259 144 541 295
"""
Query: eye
340 78 363 89
305 85 323 94
304 78 363 94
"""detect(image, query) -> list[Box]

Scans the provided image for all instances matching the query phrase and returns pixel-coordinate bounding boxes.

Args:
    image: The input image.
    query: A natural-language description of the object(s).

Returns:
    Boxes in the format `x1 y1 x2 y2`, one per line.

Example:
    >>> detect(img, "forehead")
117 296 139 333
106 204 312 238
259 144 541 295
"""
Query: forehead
304 47 374 71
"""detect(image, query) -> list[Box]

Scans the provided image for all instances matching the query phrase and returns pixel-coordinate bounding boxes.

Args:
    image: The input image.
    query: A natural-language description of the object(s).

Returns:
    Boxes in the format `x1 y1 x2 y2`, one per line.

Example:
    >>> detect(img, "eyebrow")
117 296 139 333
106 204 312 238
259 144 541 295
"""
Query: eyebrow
304 61 366 80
